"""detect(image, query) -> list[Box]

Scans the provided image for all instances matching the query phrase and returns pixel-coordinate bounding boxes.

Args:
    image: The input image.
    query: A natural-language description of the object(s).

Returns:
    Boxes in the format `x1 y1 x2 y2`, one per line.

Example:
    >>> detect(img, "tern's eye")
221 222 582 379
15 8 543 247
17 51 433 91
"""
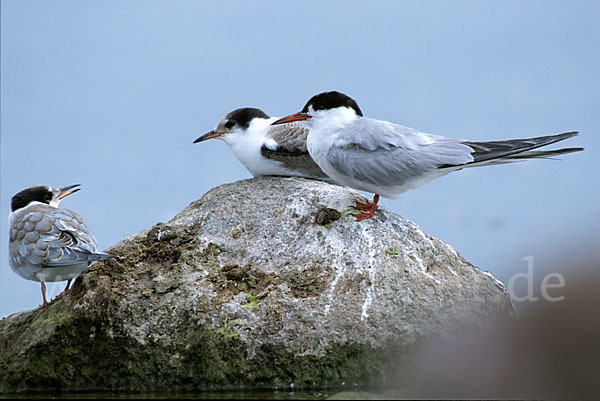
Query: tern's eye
44 193 52 202
225 120 236 129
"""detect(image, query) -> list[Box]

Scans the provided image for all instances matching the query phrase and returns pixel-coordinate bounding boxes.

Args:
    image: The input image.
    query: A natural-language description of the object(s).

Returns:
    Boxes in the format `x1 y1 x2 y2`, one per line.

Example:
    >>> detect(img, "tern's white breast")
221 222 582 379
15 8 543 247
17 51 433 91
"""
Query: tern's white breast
306 108 359 186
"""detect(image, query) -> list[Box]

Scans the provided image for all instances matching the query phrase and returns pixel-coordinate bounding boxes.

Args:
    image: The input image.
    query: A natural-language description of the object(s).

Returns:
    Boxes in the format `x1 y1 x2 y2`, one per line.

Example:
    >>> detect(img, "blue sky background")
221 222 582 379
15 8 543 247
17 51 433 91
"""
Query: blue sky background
1 0 598 317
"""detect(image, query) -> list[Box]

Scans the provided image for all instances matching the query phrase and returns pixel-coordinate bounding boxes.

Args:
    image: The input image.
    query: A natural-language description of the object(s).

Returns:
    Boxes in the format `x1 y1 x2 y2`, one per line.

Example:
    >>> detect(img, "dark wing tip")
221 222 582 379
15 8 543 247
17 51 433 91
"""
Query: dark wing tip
556 131 579 139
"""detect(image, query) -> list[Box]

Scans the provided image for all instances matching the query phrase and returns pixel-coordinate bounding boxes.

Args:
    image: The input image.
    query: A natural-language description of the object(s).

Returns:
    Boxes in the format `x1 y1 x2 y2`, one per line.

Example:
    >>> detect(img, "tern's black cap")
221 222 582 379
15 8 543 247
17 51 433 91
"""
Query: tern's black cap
11 186 52 212
224 108 270 130
301 91 363 116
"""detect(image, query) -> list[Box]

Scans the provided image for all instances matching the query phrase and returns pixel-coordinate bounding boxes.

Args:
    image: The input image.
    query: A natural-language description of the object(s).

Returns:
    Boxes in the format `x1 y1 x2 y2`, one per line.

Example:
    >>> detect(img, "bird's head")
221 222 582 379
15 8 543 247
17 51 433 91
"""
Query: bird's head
11 184 81 212
272 91 363 126
194 108 270 145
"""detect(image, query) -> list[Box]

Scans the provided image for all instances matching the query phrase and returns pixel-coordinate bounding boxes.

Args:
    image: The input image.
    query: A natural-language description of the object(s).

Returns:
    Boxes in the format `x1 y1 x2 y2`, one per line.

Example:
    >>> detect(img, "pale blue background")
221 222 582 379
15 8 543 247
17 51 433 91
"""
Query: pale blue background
1 0 598 317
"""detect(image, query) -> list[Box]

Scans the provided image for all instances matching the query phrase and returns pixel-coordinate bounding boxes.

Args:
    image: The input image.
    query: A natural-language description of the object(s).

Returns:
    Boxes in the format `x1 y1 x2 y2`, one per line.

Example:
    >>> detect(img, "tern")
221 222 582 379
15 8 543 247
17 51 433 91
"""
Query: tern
8 184 115 308
194 107 328 180
273 91 583 221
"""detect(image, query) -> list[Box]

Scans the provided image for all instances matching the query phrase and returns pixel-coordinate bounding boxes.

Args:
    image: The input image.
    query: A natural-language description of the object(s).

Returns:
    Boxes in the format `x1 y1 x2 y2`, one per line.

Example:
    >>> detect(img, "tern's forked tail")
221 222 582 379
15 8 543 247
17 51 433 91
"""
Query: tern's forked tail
440 131 583 169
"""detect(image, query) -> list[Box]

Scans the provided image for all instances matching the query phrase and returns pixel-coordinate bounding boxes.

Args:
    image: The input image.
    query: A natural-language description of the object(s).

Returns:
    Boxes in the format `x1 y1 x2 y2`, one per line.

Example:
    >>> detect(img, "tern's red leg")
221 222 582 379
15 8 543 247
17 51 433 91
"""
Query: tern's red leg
54 279 72 301
354 194 380 221
355 194 380 211
38 282 49 310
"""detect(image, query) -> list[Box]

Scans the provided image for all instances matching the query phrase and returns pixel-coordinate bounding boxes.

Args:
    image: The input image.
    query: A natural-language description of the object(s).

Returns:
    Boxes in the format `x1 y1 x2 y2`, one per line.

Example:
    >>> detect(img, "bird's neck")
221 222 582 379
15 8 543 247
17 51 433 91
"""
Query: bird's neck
311 107 358 135
8 202 54 226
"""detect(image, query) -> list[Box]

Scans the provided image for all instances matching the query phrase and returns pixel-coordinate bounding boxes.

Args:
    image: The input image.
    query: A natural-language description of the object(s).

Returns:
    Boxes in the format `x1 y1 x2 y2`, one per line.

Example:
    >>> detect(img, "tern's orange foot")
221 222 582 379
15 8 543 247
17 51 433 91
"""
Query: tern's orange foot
353 194 380 221
36 301 50 310
54 290 69 301
354 201 373 211
54 279 72 301
354 210 377 221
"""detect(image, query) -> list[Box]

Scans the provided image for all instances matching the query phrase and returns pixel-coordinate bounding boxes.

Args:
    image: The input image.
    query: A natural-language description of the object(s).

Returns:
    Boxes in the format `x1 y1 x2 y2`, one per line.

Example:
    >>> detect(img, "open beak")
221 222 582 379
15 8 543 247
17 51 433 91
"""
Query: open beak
57 184 81 200
193 130 224 143
272 112 311 125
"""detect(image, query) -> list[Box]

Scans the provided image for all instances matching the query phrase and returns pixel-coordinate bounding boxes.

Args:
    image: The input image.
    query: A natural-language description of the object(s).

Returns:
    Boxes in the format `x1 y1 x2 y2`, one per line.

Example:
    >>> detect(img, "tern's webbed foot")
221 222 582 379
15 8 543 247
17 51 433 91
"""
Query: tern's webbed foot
36 300 50 310
54 290 69 301
353 194 380 221
53 279 72 302
354 210 377 221
354 201 373 211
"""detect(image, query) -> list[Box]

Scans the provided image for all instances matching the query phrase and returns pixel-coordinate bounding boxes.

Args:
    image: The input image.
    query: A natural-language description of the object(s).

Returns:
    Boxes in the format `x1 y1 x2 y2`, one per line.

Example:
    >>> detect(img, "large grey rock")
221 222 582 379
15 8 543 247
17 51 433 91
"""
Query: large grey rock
0 177 514 392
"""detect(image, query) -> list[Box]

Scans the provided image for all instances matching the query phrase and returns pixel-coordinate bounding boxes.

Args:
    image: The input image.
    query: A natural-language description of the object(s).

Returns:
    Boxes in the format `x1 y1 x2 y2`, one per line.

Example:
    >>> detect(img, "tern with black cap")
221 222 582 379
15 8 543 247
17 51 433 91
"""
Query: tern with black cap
273 91 583 221
8 184 115 308
194 108 328 180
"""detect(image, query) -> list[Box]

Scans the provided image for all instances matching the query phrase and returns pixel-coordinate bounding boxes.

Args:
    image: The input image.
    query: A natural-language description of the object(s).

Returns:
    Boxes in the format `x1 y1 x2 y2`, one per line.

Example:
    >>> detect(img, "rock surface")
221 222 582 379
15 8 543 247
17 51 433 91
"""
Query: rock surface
0 177 514 392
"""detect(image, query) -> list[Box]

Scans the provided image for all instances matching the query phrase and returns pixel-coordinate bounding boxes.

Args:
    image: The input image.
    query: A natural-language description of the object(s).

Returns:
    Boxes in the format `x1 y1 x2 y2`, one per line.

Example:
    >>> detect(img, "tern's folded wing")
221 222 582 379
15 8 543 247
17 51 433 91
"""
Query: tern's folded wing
327 119 474 188
10 205 102 267
267 123 311 152
261 123 328 178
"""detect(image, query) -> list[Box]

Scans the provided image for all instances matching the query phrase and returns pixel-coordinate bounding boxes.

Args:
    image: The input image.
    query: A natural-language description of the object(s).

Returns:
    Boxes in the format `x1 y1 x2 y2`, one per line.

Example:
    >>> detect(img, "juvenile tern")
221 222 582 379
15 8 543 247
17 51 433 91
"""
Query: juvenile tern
8 184 115 308
194 107 328 180
273 91 583 221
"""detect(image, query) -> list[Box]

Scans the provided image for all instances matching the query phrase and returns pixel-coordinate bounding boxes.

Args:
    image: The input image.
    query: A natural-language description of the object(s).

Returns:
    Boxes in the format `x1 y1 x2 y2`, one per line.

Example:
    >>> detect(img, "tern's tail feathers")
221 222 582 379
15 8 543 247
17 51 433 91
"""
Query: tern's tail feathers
44 250 116 267
442 131 583 169
496 146 584 161
89 252 117 262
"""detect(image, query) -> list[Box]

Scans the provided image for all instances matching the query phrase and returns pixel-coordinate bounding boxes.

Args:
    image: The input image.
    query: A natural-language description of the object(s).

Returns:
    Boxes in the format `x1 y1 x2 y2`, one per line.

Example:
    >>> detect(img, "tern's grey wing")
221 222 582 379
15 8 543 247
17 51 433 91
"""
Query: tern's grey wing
333 118 446 151
9 205 105 268
261 123 328 178
327 119 474 190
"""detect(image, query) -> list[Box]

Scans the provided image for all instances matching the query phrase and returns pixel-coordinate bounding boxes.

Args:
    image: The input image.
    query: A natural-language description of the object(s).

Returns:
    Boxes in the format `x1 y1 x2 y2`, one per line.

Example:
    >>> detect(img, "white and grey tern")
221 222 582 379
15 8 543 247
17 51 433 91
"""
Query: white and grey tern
273 91 583 221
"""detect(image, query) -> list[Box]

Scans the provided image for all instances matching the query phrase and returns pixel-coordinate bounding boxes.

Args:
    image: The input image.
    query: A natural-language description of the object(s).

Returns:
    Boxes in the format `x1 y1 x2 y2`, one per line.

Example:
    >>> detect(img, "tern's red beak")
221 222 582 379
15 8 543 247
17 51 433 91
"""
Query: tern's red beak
272 112 311 125
57 184 81 200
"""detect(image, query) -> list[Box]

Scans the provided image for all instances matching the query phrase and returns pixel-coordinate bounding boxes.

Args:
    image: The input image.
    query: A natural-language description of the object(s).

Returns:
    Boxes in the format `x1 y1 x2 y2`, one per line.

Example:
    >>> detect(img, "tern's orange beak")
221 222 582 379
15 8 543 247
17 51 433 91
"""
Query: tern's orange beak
272 112 311 125
57 184 81 200
193 130 223 143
